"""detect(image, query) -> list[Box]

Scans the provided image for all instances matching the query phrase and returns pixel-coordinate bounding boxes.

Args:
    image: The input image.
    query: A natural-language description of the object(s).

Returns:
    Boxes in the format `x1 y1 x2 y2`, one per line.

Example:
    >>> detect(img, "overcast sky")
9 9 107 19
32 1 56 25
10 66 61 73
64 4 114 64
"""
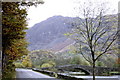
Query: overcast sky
27 0 120 28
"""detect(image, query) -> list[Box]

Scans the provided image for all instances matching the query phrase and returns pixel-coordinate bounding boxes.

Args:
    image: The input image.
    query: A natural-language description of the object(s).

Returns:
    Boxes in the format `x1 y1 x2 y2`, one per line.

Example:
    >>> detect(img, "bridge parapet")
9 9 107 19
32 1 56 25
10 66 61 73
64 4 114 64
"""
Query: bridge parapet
55 64 119 75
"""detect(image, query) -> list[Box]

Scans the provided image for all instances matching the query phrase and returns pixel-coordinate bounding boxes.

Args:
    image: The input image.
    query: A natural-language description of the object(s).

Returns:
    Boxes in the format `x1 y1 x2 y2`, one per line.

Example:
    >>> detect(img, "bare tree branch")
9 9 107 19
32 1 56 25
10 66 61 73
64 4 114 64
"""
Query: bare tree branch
95 32 118 61
79 44 93 64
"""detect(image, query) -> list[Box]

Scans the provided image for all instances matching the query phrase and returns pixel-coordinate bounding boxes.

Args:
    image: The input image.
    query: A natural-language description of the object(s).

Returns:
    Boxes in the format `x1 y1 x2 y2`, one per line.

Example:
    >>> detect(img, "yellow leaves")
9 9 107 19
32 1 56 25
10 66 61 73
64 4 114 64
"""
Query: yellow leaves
64 33 73 36
64 33 69 36
22 55 32 67
40 61 56 68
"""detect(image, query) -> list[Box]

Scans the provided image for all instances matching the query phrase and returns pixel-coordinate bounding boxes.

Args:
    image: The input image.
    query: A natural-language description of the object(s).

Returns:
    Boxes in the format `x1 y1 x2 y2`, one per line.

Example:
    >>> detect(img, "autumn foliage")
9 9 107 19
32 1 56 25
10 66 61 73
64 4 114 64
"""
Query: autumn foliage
2 2 28 78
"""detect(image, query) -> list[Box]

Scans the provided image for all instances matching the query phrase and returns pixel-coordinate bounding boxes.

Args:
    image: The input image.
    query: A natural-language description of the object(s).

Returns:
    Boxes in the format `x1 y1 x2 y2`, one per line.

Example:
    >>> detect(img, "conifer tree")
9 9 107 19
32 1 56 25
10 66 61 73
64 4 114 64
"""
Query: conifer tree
2 1 44 78
2 2 28 78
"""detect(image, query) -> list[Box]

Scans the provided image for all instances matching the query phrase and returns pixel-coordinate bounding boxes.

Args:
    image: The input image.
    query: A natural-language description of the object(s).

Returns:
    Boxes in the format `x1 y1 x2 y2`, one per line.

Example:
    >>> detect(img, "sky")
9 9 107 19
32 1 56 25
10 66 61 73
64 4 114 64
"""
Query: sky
27 0 120 28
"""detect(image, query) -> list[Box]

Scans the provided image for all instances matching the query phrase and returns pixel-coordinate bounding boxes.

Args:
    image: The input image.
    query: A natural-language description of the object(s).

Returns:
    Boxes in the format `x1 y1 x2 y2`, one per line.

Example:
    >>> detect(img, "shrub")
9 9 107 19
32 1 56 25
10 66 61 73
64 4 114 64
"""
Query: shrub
41 63 53 68
14 63 23 68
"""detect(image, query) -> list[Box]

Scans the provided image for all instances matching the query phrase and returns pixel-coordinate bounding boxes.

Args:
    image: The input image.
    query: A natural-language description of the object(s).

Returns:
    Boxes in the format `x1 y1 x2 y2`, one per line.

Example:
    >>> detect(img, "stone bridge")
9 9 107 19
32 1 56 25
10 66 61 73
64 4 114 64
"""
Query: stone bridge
54 64 119 75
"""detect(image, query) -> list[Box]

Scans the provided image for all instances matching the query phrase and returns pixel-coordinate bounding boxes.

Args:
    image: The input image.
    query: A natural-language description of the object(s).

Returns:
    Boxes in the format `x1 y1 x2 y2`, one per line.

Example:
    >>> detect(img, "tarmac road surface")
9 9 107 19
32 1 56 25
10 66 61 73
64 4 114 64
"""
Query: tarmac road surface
16 68 60 80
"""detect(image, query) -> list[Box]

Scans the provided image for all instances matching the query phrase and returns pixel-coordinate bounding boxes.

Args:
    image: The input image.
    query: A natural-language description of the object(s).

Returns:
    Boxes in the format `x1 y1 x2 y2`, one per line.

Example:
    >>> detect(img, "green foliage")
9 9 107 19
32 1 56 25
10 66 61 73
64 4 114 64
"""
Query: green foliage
41 61 56 68
70 55 82 64
82 60 90 66
36 65 41 69
48 61 56 67
22 56 32 68
96 61 104 67
41 63 54 68
30 50 56 68
70 55 90 66
2 63 16 79
14 63 23 68
30 49 92 68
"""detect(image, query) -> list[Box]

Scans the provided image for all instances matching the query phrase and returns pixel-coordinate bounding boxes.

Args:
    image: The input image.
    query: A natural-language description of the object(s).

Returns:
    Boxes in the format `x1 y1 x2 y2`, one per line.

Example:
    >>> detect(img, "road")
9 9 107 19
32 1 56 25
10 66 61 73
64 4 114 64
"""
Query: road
74 75 120 80
16 68 60 80
16 68 120 80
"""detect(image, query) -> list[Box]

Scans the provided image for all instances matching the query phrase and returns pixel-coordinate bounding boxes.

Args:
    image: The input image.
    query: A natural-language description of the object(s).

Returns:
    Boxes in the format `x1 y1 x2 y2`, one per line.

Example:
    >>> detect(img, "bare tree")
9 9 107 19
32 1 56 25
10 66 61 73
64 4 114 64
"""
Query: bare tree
66 1 119 80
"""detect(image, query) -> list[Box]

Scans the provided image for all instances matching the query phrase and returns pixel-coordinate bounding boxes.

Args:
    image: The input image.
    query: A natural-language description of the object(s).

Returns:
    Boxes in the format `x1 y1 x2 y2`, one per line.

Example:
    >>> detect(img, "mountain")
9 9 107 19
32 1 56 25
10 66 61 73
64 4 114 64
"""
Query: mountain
26 14 118 52
26 16 77 51
26 14 118 67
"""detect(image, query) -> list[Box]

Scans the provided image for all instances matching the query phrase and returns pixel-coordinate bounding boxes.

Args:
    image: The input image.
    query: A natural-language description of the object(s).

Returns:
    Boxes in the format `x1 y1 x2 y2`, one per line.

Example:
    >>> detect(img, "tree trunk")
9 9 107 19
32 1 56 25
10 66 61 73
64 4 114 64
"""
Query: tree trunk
93 61 95 80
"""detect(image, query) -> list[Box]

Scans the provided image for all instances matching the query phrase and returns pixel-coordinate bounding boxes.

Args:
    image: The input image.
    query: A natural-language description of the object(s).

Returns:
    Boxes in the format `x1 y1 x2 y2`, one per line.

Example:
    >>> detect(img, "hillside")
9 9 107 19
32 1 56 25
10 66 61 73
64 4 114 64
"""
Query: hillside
25 14 118 67
26 14 117 52
26 16 77 51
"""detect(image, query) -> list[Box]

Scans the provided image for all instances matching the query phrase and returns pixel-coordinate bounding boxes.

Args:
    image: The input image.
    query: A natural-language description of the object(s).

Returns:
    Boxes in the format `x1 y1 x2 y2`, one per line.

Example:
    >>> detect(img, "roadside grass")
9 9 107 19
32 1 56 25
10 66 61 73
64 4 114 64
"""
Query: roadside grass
109 71 120 75
102 71 120 76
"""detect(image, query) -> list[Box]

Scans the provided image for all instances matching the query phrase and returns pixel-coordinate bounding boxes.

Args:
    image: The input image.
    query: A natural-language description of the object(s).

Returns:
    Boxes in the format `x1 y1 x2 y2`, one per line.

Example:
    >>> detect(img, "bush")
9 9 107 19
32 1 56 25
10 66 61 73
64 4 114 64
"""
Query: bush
40 60 56 68
82 61 90 66
70 55 82 64
41 63 53 68
14 63 23 68
36 65 41 69
2 64 16 79
96 61 104 67
70 55 90 66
